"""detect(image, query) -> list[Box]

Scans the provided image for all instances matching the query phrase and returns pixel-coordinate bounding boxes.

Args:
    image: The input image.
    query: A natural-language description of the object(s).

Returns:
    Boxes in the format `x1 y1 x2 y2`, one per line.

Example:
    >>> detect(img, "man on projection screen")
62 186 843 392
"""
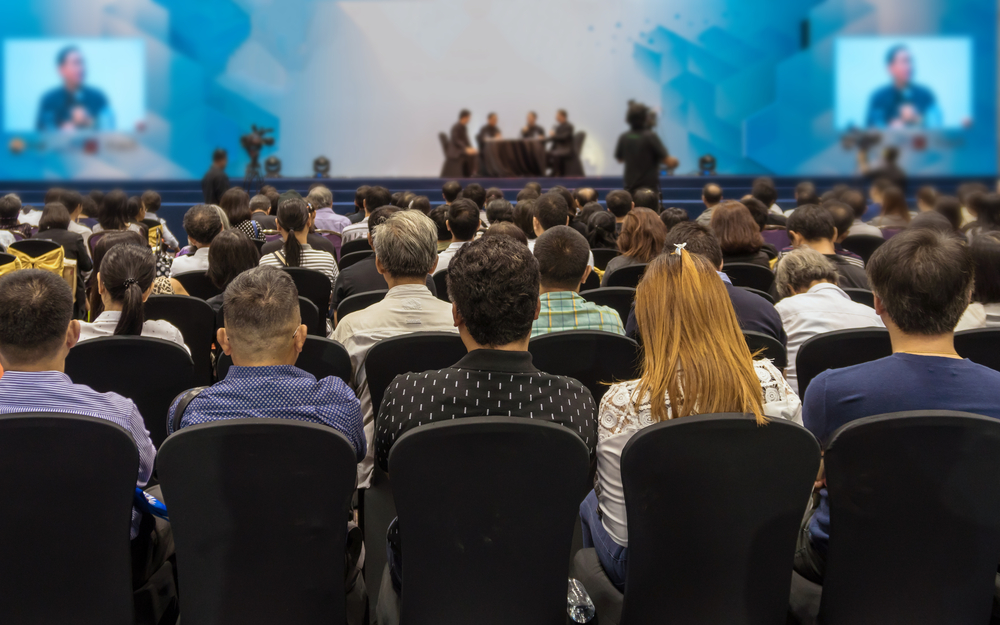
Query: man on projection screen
36 46 114 132
865 45 940 130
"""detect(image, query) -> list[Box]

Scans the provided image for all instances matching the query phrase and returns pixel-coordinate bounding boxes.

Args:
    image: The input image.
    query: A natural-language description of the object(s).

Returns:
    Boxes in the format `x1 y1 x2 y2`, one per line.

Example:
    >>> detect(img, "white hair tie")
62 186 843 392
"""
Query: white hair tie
673 242 687 255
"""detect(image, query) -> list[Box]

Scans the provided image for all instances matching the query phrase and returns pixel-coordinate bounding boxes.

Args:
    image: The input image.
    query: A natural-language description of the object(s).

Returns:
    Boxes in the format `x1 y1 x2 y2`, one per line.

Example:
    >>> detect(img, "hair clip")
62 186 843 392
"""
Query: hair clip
122 278 139 287
673 242 687 255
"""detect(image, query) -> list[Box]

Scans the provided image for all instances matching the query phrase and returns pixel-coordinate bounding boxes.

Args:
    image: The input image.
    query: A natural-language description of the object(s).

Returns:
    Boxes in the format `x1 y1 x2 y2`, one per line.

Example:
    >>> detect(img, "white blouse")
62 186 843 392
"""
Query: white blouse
594 359 802 547
78 311 190 354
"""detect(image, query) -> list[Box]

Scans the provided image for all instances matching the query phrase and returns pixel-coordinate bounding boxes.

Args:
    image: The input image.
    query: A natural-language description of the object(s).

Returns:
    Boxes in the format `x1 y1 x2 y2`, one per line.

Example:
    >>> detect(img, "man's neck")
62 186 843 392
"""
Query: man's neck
2 360 65 373
449 238 469 245
539 285 577 296
460 329 530 353
385 276 427 290
889 328 961 359
615 216 626 224
803 239 836 255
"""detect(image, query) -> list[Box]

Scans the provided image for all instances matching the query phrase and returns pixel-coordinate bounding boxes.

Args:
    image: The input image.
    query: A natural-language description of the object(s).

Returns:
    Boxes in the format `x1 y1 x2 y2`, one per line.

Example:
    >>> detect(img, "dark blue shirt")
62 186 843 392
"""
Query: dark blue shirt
803 353 1000 553
866 84 937 128
37 86 110 131
168 365 366 462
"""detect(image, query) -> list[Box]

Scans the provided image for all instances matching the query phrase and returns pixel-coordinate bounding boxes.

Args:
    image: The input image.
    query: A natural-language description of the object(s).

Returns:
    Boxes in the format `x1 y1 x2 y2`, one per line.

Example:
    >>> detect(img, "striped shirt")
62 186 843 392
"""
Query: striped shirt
531 291 626 338
0 370 156 539
259 244 339 287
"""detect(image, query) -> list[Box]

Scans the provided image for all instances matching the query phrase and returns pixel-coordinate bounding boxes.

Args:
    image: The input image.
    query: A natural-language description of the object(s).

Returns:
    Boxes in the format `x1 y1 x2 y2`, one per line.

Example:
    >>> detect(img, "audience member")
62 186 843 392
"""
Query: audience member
482 221 528 245
861 146 907 191
824 201 867 264
331 210 457 488
955 231 1000 330
341 185 391 243
933 195 963 231
660 207 689 231
461 183 487 225
840 188 883 238
409 195 431 215
796 229 1000 583
429 205 452 251
249 194 277 230
485 186 504 202
868 186 910 229
775 248 883 393
171 204 223 277
957 182 988 228
583 246 801 590
139 190 179 250
441 180 462 205
532 226 624 336
751 177 781 214
578 201 604 226
308 186 351 233
632 187 660 212
435 198 480 273
512 200 537 241
484 198 514 225
93 190 143 236
35 202 93 317
575 187 598 207
219 187 265 243
531 193 595 267
616 101 672 195
204 229 261 313
587 211 619 249
695 183 723 226
795 181 820 207
525 181 543 195
79 244 187 351
964 192 1000 242
908 211 954 234
374 235 597 618
606 189 634 231
711 200 770 268
516 187 540 202
201 148 229 205
916 185 937 213
602 208 666 286
786 205 869 289
56 189 94 250
623 223 786 345
260 198 339 287
348 185 370 224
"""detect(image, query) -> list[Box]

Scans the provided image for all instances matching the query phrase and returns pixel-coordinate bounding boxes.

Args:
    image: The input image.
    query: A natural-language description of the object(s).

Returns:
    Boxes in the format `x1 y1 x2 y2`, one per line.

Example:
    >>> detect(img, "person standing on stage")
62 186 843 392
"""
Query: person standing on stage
615 102 678 196
201 148 229 205
521 111 545 139
547 109 575 176
450 109 478 178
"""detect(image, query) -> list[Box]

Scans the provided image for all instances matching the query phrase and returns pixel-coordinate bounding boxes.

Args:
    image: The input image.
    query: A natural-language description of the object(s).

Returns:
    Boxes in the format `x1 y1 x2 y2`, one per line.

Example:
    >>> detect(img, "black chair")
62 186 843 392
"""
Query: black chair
284 267 332 319
955 327 1000 373
338 250 373 270
299 296 324 336
591 248 619 271
840 234 885 265
739 286 775 304
340 238 372 257
842 288 875 308
572 414 820 625
795 327 891 398
362 331 469 613
819 411 1000 625
8 238 62 256
604 263 647 289
744 330 787 368
0 413 137 625
563 131 587 176
581 269 601 292
440 132 465 177
0 252 16 268
390 417 591 625
432 270 449 302
65 336 196 448
724 262 775 292
581 287 635 324
528 330 640 404
173 271 222 300
144 295 216 385
335 289 387 324
157 419 359 625
217 335 352 383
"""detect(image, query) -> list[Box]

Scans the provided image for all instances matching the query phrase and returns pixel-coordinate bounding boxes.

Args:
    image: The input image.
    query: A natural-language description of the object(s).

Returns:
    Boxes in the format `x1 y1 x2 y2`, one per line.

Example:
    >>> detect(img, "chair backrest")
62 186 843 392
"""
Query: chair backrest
795 327 891 398
173 271 223 300
819 411 1000 625
739 286 774 304
0 413 137 625
217 336 352 383
438 132 450 155
528 330 641 403
315 229 343 260
605 263 647 289
723 262 775 292
432 270 449 302
283 267 332 319
144 295 216 385
335 289 387 324
573 130 587 154
580 269 601 292
620 414 820 625
157 419 358 625
743 330 787 368
340 238 372 257
389 417 591 625
955 327 1000 372
591 248 619 271
9 238 62 256
881 227 902 239
761 228 790 249
65 336 196 447
0 252 15 268
580 286 635 324
840 234 885 265
338 250 373 270
842 287 875 308
87 230 106 255
365 332 468 418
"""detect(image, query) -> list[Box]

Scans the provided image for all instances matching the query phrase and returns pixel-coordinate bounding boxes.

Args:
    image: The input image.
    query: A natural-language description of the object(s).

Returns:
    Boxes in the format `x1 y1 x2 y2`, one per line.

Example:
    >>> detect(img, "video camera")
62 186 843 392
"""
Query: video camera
841 127 881 153
241 125 275 175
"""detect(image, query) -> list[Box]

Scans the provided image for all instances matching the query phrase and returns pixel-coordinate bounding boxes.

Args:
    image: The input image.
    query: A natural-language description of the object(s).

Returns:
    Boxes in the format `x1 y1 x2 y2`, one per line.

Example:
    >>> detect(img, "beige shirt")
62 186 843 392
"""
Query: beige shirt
330 284 459 487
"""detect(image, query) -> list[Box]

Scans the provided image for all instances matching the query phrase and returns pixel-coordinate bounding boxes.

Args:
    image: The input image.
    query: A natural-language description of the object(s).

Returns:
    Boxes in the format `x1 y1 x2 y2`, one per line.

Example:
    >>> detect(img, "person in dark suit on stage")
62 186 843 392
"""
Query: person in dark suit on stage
450 109 478 177
477 113 502 145
521 111 545 139
201 148 229 205
547 109 575 176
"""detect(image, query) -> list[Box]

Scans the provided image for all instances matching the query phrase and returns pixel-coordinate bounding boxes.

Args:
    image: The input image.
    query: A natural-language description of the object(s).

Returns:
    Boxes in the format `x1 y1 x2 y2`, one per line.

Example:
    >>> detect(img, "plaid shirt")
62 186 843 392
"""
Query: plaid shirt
531 291 626 338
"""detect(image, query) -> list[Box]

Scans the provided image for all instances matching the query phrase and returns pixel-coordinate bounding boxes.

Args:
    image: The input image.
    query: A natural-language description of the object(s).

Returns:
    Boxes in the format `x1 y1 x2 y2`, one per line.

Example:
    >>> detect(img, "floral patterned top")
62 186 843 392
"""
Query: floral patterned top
594 359 802 547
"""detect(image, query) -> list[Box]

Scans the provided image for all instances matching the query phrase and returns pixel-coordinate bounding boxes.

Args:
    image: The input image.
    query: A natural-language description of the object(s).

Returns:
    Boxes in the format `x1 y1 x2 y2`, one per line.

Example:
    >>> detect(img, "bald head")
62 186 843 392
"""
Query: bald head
702 184 722 207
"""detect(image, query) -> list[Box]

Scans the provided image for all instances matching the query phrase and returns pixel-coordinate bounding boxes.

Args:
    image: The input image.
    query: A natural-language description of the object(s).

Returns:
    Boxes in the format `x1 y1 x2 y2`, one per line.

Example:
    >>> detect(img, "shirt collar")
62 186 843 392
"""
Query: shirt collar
453 349 538 373
447 241 467 251
223 365 314 381
541 290 583 301
806 282 848 298
94 310 122 323
0 370 73 385
193 246 210 257
386 284 435 298
716 270 732 285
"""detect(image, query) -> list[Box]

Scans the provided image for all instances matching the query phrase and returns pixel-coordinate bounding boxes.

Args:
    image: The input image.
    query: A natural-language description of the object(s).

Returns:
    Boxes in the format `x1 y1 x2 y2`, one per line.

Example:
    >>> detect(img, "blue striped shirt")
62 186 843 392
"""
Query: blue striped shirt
0 370 155 539
168 365 366 462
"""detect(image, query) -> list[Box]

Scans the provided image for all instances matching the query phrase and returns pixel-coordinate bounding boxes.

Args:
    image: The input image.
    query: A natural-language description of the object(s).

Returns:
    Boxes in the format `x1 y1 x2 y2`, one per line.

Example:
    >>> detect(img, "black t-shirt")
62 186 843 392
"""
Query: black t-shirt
201 166 229 205
615 130 667 193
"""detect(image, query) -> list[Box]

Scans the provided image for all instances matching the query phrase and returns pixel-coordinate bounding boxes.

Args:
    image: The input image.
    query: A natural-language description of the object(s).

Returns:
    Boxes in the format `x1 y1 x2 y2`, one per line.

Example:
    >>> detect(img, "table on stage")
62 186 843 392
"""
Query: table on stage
481 138 547 177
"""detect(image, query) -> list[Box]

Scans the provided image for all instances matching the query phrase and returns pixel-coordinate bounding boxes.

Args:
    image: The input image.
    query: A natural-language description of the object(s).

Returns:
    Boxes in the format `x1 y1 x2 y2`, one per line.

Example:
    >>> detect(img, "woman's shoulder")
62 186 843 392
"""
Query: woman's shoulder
598 379 652 439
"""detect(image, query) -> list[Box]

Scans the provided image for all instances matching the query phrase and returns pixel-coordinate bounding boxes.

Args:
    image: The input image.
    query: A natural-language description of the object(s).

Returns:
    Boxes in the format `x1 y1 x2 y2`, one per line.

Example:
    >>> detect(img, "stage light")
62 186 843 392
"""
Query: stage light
313 156 330 178
698 154 717 176
264 155 282 177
